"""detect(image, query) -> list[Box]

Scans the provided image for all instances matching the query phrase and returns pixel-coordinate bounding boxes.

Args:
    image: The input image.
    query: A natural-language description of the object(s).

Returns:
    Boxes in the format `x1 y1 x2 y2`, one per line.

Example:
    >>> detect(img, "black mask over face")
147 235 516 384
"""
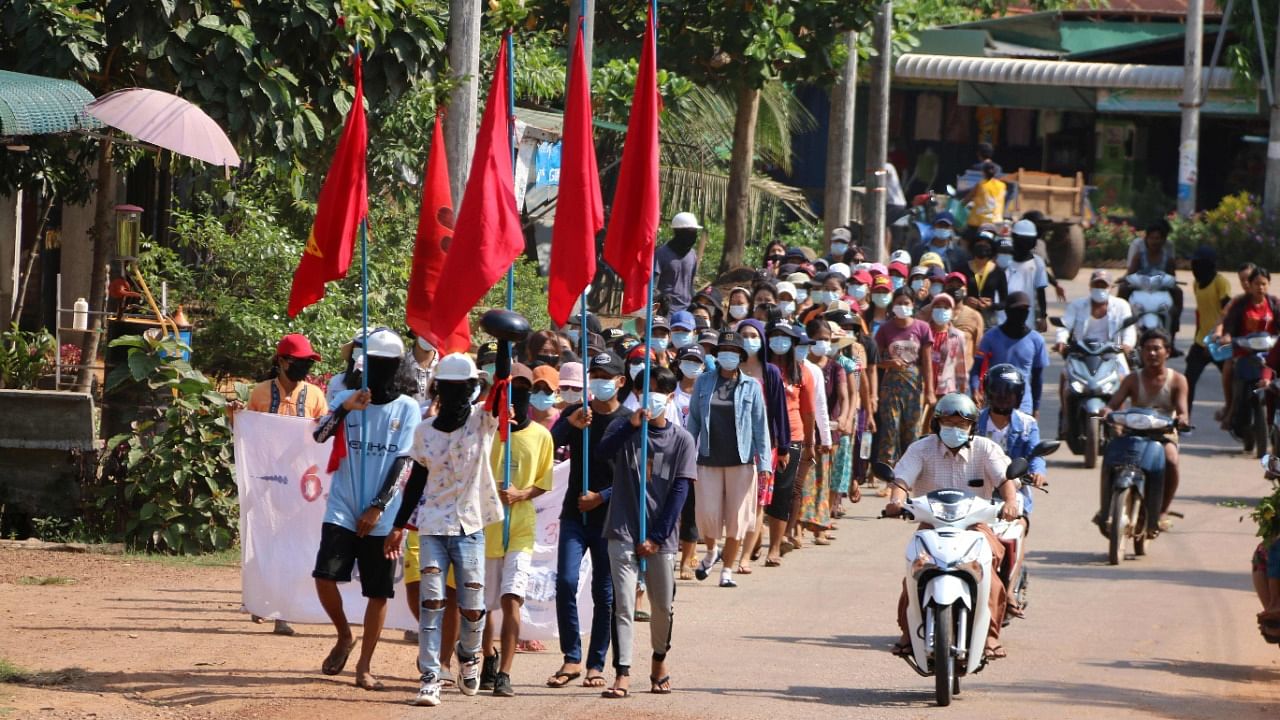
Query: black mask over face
510 384 532 429
1191 259 1217 288
1012 235 1036 262
364 356 401 404
973 243 993 259
668 228 698 257
948 287 967 303
535 354 560 367
1002 308 1032 338
283 359 313 383
432 380 475 433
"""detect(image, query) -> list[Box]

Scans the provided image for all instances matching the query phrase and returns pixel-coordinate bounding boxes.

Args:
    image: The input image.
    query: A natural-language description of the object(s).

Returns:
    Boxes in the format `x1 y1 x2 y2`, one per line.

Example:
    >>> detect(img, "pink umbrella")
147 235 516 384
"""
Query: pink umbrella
86 88 240 167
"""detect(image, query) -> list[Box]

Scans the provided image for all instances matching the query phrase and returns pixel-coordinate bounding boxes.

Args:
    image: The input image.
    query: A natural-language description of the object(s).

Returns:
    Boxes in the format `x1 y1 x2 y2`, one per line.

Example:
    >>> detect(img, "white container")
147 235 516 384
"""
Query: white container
72 297 89 331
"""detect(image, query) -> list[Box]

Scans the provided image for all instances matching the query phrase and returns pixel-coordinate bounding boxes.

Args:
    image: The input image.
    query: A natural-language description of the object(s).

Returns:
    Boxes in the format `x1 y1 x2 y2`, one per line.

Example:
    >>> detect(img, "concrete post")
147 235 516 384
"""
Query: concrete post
1177 0 1204 217
446 0 482 209
864 2 893 262
0 191 21 328
567 0 595 81
824 32 858 249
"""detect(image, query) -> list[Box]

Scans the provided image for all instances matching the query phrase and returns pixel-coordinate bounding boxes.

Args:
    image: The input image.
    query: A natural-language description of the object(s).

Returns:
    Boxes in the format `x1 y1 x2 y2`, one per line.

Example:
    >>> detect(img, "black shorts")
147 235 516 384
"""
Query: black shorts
312 522 396 599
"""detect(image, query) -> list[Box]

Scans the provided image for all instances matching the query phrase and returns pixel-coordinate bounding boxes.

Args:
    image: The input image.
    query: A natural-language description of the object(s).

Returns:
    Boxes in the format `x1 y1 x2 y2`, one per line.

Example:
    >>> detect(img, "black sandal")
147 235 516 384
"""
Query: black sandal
602 686 631 699
649 675 672 694
546 670 581 688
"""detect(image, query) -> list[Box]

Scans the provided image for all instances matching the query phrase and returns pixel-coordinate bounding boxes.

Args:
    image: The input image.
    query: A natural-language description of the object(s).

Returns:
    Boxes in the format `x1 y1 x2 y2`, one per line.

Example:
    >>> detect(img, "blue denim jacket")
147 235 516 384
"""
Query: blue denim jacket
686 369 772 473
977 408 1043 513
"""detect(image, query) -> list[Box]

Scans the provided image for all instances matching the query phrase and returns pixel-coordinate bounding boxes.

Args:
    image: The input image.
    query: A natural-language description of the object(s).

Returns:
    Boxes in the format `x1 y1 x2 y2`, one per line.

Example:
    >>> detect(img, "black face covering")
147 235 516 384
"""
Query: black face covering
948 287 967 303
1191 259 1217 288
667 228 698 257
973 244 993 259
535 354 560 367
510 384 532 429
432 380 474 432
1002 308 1032 339
283 359 313 383
1012 235 1036 262
364 356 401 404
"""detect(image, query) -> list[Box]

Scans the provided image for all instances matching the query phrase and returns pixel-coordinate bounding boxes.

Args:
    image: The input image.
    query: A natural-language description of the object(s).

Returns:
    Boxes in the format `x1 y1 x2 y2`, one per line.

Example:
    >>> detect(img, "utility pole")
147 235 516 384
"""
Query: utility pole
568 0 596 80
864 2 892 262
1177 0 1204 217
1265 12 1280 215
445 0 482 209
824 31 858 249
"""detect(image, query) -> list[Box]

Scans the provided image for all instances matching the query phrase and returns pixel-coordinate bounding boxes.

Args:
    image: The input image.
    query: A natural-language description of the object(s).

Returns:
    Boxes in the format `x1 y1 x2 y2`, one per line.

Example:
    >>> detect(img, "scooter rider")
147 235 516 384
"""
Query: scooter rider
1097 327 1189 534
885 393 1019 661
1121 219 1183 345
1054 269 1135 406
976 365 1046 619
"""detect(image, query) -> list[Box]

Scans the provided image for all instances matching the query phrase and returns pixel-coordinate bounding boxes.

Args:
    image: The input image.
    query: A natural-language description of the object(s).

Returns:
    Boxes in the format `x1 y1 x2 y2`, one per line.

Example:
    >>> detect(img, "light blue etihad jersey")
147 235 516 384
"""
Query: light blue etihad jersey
322 391 421 536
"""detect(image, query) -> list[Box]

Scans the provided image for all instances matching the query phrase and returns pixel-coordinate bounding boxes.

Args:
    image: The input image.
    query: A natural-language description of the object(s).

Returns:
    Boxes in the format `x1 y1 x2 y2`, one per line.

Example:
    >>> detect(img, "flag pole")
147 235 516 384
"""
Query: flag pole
356 40 368 503
502 30 517 553
577 5 591 527
636 0 658 572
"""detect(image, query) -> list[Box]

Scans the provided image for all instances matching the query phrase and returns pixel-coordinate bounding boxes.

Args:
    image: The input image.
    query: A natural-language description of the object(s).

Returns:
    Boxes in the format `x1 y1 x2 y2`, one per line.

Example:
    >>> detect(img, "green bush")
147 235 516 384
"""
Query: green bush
1087 193 1280 271
0 323 55 389
95 334 236 554
1083 214 1135 263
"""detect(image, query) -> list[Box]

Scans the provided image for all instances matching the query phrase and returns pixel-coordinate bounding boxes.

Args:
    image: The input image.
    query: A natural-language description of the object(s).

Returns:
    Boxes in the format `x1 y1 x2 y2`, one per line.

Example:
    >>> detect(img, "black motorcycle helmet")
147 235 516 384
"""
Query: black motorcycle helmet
984 363 1025 416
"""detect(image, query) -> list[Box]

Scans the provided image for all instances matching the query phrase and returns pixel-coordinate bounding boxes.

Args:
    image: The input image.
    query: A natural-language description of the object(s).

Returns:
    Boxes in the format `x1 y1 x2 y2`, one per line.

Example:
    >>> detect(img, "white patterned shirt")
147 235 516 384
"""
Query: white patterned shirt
410 410 505 537
891 435 1011 500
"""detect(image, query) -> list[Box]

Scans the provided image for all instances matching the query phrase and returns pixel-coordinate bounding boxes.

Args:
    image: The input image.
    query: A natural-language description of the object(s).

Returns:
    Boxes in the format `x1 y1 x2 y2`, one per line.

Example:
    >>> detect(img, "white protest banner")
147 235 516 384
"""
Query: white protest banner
234 411 591 640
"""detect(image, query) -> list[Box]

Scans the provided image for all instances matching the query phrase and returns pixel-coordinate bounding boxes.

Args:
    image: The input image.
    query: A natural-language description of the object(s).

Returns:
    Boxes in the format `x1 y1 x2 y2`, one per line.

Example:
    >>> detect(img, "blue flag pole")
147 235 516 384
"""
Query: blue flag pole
636 0 659 573
502 31 517 553
577 4 591 527
356 40 368 509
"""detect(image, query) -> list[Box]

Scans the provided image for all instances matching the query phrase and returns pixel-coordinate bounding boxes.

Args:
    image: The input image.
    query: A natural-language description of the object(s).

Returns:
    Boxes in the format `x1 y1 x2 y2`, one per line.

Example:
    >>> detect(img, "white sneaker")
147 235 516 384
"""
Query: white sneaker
457 654 481 696
413 681 442 707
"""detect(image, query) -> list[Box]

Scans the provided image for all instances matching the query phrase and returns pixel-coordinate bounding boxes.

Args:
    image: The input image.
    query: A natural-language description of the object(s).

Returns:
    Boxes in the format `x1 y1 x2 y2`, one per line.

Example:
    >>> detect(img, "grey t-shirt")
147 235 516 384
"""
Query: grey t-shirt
654 244 697 312
604 420 698 554
700 373 742 466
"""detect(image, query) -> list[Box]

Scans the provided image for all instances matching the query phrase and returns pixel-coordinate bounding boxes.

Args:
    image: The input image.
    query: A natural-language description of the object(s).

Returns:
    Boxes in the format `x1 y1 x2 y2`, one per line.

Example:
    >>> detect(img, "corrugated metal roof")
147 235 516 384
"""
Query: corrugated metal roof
0 70 100 137
895 54 1236 91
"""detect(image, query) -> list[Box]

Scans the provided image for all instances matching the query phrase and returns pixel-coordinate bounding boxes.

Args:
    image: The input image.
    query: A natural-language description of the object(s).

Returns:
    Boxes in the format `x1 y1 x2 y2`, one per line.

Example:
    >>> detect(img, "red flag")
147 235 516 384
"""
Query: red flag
547 22 604 326
602 7 660 314
287 52 368 317
406 116 470 352
428 34 524 342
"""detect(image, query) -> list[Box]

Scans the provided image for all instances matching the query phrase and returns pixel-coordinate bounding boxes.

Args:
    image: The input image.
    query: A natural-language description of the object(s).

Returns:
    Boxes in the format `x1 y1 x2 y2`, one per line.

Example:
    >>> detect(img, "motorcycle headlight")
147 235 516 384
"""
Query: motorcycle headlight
1119 413 1152 430
1070 379 1086 394
1139 315 1159 330
910 538 938 578
1096 372 1120 394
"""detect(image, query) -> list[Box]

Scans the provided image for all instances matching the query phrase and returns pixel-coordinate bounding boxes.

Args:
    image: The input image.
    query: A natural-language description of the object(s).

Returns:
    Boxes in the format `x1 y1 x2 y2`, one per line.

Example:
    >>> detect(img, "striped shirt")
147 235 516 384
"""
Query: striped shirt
891 435 1011 500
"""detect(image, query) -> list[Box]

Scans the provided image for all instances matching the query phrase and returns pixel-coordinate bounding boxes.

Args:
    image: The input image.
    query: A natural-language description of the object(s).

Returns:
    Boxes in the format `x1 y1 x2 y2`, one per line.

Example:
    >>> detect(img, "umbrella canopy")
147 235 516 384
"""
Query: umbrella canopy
86 88 240 167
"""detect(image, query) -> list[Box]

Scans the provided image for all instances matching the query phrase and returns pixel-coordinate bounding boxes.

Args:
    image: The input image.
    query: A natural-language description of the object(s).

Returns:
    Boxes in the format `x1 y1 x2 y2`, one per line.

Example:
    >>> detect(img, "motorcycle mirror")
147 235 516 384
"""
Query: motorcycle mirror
1006 457 1029 479
872 461 896 482
1049 317 1064 328
946 184 957 196
1121 315 1139 329
1032 440 1061 458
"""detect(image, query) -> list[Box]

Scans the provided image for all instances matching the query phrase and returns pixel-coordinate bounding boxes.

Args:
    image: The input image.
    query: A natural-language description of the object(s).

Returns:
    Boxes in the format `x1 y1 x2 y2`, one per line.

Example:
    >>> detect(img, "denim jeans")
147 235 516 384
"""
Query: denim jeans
555 514 615 671
418 531 486 683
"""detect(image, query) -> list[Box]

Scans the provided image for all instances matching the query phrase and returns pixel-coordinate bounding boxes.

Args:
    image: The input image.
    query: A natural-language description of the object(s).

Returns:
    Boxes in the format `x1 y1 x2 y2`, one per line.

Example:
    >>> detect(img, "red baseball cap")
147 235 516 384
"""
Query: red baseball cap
871 275 893 292
276 333 322 361
945 271 968 286
851 268 874 286
889 261 910 277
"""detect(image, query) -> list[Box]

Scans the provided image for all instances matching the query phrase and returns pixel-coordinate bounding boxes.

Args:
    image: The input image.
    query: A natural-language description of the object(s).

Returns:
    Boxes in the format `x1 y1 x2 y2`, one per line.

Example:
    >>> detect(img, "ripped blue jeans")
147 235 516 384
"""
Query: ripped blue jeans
418 531 486 683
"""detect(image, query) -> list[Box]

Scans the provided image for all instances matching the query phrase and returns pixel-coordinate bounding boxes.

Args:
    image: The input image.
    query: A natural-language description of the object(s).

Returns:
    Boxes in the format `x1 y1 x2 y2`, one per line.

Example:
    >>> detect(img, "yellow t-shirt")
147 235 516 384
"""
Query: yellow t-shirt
968 177 1007 227
485 421 555 558
1193 274 1232 347
246 379 327 419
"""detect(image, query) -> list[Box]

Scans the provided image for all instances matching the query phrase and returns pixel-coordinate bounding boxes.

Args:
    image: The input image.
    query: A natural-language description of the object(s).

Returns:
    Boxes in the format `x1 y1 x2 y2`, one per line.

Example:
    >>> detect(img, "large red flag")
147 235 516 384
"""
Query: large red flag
429 34 524 343
547 22 604 326
406 116 470 352
287 52 368 317
602 6 660 314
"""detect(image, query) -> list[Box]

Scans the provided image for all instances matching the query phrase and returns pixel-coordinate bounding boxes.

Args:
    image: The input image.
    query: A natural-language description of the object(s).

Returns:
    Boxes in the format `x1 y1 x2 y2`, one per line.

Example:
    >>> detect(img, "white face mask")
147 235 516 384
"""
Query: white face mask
1090 287 1110 304
851 284 868 301
872 293 892 308
910 279 925 293
560 389 583 405
796 289 809 303
812 340 832 357
779 300 796 316
892 304 913 319
996 254 1013 269
647 392 669 417
729 304 749 319
831 241 849 257
932 308 953 325
679 360 704 378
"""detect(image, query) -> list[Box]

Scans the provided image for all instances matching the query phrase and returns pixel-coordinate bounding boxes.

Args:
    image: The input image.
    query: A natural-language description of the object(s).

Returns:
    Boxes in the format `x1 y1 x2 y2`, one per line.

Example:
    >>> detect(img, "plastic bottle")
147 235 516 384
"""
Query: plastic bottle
72 297 89 331
859 430 873 460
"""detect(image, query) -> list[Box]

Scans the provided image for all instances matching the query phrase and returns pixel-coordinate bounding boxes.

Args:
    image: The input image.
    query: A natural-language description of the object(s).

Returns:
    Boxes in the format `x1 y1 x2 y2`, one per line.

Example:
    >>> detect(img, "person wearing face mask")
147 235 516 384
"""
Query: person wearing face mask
943 271 984 371
823 317 868 511
311 329 421 693
848 268 873 311
762 240 787 276
885 393 1019 661
647 315 675 366
557 362 584 409
1002 222 1051 332
529 365 561 429
925 293 969 420
733 319 790 571
668 310 699 356
684 331 771 588
911 212 970 272
775 281 799 321
971 292 1049 418
726 287 752 326
524 330 564 369
808 271 842 311
800 319 846 546
827 226 853 264
545 351 628 690
622 345 680 423
672 345 705 579
874 288 936 468
907 266 931 308
888 261 910 293
654 212 703 313
964 233 1008 329
1053 270 1135 415
863 274 895 337
764 323 817 563
596 365 696 698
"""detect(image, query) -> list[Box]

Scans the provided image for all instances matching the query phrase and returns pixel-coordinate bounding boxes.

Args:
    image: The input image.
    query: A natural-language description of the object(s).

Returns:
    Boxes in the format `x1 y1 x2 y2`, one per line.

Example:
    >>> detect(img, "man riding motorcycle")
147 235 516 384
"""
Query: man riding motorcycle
1120 219 1183 346
886 393 1020 661
1054 269 1135 426
1097 327 1189 534
976 365 1046 619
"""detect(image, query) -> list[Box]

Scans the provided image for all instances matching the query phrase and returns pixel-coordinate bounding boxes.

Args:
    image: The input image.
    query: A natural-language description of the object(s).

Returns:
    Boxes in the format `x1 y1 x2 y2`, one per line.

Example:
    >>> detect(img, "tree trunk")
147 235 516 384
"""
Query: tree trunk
74 137 114 394
445 0 482 209
863 1 893 263
824 31 859 248
1263 13 1280 215
719 85 761 275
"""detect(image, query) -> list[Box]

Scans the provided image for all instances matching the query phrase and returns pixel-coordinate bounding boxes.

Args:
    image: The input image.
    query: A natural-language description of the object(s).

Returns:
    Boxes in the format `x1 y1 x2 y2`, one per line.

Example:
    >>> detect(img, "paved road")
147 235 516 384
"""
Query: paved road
400 269 1280 720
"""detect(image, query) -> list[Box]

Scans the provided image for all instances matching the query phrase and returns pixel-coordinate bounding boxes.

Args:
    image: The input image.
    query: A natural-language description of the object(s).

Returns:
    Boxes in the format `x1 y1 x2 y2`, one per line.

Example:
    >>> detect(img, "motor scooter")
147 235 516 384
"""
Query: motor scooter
874 453 1043 707
990 441 1059 621
1229 332 1278 458
1123 270 1178 341
1099 408 1185 565
1050 317 1135 469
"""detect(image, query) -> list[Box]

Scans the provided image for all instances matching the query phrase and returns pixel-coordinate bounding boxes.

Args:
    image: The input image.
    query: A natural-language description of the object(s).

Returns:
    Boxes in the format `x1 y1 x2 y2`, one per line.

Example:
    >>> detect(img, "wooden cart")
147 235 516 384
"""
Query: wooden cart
1003 168 1091 281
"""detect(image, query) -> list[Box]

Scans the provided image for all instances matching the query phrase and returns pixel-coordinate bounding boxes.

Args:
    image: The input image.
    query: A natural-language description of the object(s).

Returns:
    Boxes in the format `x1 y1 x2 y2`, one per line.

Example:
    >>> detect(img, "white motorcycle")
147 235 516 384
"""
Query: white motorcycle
875 455 1038 707
1123 270 1178 338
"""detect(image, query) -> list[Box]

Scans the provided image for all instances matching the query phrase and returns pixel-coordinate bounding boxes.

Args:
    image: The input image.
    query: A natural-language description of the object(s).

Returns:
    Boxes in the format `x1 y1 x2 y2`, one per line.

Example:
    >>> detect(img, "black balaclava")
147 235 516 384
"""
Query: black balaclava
432 380 475 432
1191 258 1217 288
283 358 313 383
341 354 362 391
510 382 533 430
1002 307 1032 339
667 228 698 257
364 356 402 405
1012 233 1036 262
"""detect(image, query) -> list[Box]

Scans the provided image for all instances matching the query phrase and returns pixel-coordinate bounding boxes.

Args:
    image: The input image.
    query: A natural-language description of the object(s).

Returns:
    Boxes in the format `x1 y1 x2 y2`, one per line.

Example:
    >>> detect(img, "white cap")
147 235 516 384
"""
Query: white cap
831 227 852 243
854 262 872 272
671 212 703 230
435 353 478 381
364 329 405 358
776 281 797 300
829 262 851 279
416 335 436 353
890 249 912 266
1012 219 1037 238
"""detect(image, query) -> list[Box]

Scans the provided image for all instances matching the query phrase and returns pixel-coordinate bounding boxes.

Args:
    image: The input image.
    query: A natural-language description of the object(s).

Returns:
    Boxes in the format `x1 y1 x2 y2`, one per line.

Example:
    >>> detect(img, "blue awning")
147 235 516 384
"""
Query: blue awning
0 70 100 137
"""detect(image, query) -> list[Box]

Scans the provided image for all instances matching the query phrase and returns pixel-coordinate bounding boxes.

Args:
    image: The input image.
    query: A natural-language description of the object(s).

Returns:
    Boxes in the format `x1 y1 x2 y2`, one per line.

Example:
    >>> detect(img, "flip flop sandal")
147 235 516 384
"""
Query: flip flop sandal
891 642 912 657
583 673 607 687
546 670 581 688
735 565 754 575
649 675 672 694
601 686 631 699
635 610 651 622
983 646 1007 660
321 639 357 676
750 547 763 562
355 675 385 691
764 557 782 567
1006 603 1026 619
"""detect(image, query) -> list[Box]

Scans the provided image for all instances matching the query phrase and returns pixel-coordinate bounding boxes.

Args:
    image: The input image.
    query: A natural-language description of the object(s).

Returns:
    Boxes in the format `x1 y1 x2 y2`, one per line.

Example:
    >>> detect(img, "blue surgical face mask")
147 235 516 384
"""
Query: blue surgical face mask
812 340 832 357
566 327 581 345
729 304 749 320
481 363 496 378
679 360 704 378
769 336 793 355
996 253 1013 269
831 241 849 257
560 389 583 405
939 425 970 450
704 353 718 370
779 300 796 316
628 362 644 381
932 308 953 325
811 290 833 306
929 283 943 297
672 331 695 348
892 304 913 319
716 351 742 371
872 293 892 308
652 336 670 352
529 391 556 411
647 392 669 417
742 337 762 355
851 284 869 301
796 289 809 303
891 276 906 291
589 378 618 401
910 279 925 293
933 228 953 242
1090 288 1110 304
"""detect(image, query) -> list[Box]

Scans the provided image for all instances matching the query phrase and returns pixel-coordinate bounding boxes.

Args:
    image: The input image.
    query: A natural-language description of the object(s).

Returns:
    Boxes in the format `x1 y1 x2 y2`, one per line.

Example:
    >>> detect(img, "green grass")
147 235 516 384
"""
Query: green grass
0 659 83 687
0 660 26 684
122 547 240 568
16 576 75 586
